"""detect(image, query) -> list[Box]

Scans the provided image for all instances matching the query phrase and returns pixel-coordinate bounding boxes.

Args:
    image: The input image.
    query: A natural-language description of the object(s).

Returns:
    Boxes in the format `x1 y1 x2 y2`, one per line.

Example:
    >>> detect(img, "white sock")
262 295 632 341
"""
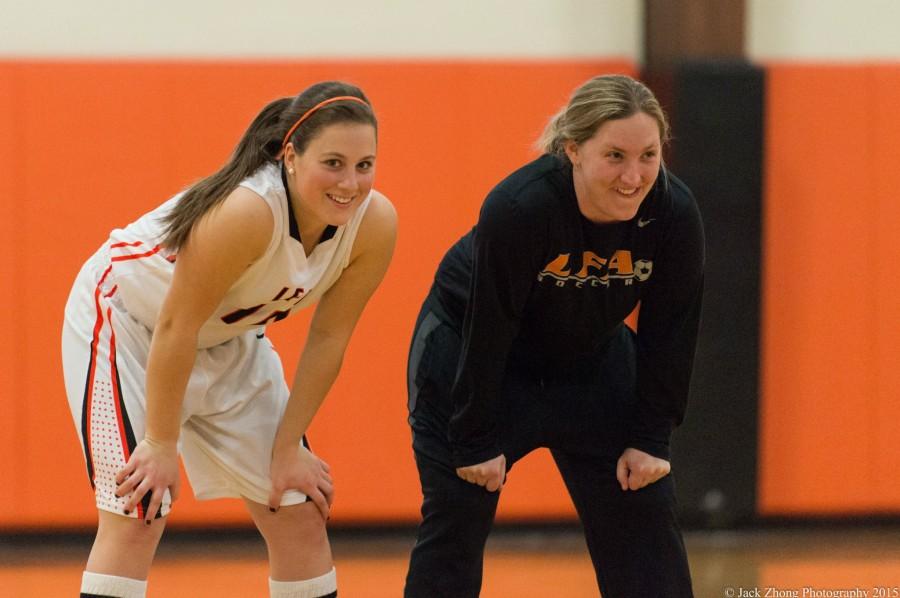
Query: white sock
269 567 337 598
81 571 147 598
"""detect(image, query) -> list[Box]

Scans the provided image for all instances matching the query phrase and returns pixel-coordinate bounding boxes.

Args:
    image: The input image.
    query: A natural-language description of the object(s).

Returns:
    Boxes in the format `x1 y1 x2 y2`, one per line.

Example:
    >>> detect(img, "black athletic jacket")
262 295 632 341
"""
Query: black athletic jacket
430 154 705 468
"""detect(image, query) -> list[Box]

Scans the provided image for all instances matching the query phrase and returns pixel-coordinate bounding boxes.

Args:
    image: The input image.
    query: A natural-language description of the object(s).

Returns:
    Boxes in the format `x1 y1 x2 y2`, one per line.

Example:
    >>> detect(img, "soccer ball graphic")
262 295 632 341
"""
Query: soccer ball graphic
634 259 653 282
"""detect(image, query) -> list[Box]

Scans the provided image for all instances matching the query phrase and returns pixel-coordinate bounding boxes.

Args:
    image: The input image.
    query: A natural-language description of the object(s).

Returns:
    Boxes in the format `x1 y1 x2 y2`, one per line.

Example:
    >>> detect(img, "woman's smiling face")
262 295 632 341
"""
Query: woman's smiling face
565 111 662 224
285 121 377 228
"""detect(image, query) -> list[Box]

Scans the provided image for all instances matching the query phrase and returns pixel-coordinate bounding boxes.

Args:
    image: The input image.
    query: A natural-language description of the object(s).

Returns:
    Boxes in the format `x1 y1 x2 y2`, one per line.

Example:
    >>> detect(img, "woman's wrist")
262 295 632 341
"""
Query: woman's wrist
143 434 179 451
272 433 304 453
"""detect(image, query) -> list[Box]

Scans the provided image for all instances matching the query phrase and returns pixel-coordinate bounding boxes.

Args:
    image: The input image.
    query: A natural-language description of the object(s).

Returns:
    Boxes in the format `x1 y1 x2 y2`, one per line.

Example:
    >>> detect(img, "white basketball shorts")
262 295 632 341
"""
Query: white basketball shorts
61 246 308 519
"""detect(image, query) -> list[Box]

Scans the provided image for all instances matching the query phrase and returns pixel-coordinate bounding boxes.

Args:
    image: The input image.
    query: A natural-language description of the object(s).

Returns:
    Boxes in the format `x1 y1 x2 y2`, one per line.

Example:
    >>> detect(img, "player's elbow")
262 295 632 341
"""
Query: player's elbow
153 309 203 344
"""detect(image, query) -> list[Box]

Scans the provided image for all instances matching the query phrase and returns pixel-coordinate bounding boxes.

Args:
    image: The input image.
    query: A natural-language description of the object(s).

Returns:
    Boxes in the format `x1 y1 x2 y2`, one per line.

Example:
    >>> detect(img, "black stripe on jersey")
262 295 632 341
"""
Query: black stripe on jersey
320 224 337 243
221 304 264 324
280 165 337 245
252 308 291 326
111 344 159 519
281 165 302 243
80 343 97 489
301 435 312 504
113 359 137 460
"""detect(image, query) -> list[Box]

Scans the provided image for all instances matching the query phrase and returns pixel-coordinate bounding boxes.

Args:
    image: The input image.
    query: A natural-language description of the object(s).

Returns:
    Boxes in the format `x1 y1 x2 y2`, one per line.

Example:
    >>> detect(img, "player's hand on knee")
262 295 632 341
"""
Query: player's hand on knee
115 436 180 523
455 454 506 492
268 444 333 520
616 447 670 491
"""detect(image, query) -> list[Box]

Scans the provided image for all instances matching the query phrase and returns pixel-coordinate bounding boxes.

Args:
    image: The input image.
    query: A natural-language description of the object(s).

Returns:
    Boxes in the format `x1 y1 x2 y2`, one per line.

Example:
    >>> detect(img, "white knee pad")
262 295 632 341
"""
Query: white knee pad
269 567 337 597
81 571 147 598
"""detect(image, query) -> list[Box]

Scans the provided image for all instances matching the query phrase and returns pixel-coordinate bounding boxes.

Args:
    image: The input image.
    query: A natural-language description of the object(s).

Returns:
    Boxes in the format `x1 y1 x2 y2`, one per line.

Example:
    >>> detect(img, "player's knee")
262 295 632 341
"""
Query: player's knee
429 482 488 510
617 477 679 517
96 512 165 549
258 502 328 549
421 486 497 537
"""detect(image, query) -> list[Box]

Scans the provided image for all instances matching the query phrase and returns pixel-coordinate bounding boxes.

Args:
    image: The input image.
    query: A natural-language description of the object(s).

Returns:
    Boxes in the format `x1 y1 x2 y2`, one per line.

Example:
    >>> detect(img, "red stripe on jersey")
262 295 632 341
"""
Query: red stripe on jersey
111 245 162 262
103 285 118 298
84 265 113 486
106 306 141 519
98 264 113 287
107 307 131 462
110 240 144 249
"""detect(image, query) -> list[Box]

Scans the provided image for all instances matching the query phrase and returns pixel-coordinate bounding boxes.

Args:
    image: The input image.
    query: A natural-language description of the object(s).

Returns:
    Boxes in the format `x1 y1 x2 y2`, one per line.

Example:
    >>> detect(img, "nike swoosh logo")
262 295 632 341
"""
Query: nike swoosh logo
637 217 655 228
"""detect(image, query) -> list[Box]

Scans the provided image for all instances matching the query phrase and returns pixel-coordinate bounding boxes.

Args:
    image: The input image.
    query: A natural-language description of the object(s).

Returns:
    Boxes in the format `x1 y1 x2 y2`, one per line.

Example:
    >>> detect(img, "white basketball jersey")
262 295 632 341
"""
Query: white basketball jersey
106 162 372 348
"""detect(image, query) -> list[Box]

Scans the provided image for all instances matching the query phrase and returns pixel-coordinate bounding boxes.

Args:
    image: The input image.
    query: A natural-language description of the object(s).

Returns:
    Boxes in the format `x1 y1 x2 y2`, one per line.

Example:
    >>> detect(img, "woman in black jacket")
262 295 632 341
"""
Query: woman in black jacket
404 74 704 598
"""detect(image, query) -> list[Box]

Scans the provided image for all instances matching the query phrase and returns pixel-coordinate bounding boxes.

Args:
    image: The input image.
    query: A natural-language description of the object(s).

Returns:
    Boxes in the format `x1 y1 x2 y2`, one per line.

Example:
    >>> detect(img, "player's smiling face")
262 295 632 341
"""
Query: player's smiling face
565 112 661 224
284 121 377 229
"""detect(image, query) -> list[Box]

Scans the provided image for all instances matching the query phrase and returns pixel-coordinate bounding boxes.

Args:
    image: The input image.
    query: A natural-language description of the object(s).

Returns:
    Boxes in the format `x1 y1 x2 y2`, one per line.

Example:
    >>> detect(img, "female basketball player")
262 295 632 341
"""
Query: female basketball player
404 74 704 597
62 81 396 598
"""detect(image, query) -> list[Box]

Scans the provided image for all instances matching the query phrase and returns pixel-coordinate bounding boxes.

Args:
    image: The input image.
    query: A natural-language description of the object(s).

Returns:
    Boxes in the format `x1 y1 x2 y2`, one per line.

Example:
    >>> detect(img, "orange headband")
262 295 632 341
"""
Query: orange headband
279 95 370 155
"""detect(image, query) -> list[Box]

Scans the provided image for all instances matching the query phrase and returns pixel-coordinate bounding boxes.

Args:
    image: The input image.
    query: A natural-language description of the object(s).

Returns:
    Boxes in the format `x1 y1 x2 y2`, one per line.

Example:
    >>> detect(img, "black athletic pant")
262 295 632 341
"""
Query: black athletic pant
404 295 693 598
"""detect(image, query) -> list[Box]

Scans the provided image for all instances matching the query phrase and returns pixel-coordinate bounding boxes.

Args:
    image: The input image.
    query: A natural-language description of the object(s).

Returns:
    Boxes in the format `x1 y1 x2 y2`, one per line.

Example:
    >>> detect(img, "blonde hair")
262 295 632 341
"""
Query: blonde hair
537 74 670 159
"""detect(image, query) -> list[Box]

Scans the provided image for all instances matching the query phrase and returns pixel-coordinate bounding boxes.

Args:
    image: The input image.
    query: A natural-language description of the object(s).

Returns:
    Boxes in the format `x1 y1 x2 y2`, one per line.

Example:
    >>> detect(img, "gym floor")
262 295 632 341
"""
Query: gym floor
4 523 900 597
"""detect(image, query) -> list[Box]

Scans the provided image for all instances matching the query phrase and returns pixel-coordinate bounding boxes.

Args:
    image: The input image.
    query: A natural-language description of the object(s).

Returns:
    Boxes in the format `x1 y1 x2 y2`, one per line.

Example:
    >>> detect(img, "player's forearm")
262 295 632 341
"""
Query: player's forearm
144 322 198 445
274 331 346 450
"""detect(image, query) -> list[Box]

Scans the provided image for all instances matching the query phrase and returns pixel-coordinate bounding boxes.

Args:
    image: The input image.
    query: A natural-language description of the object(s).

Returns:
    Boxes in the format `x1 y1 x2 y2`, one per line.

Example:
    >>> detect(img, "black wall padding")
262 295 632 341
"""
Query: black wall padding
667 61 765 527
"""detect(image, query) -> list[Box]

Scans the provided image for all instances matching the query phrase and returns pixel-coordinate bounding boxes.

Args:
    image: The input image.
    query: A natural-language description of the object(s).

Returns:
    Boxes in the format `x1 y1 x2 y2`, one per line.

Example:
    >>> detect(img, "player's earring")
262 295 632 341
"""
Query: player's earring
288 167 295 175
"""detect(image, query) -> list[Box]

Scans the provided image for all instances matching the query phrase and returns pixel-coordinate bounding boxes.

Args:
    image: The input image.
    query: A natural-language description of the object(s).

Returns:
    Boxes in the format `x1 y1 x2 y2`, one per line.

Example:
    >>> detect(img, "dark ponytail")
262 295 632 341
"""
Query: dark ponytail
160 81 375 250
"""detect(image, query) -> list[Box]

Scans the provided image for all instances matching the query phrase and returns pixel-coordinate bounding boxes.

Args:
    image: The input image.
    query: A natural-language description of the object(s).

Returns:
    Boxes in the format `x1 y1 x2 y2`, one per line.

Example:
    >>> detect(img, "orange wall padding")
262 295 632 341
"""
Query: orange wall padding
0 59 635 529
760 65 900 515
